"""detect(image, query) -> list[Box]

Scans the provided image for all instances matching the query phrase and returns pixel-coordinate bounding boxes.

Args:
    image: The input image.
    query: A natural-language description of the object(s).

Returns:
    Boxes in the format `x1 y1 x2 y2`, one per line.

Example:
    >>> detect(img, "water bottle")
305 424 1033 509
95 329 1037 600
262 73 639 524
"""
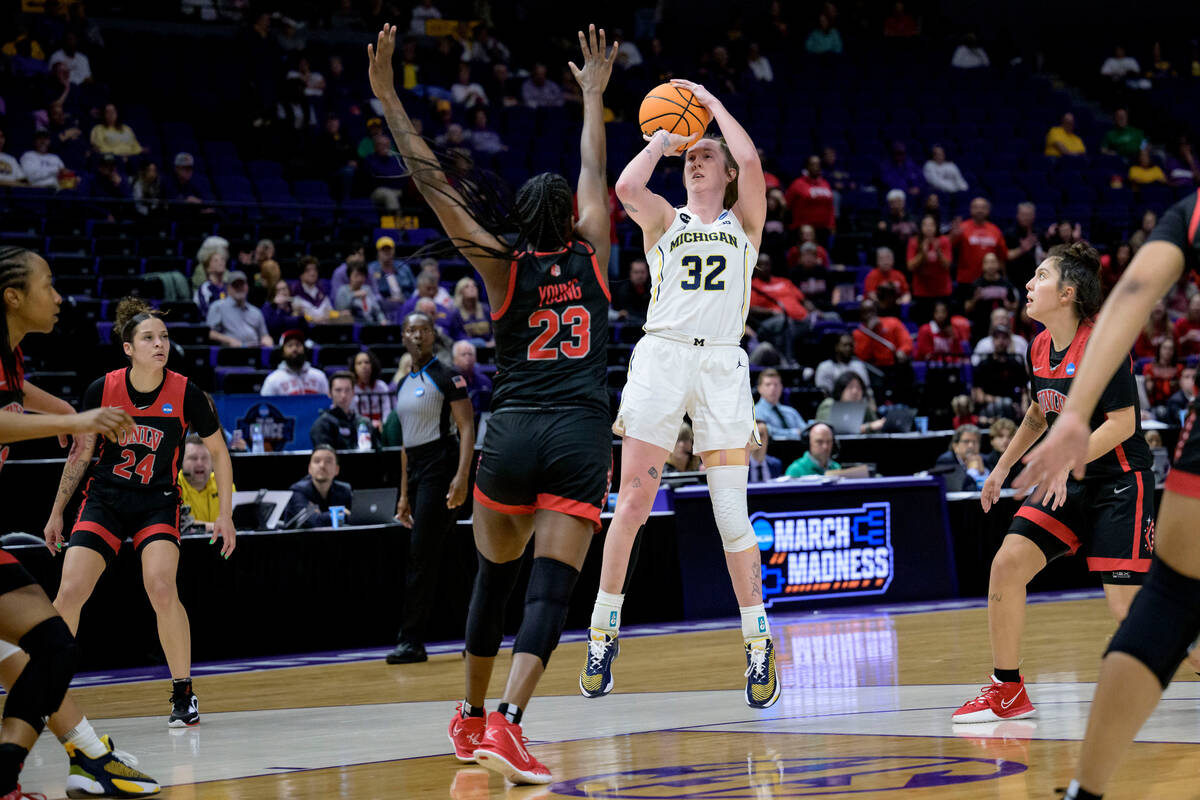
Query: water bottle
250 423 265 454
356 419 372 451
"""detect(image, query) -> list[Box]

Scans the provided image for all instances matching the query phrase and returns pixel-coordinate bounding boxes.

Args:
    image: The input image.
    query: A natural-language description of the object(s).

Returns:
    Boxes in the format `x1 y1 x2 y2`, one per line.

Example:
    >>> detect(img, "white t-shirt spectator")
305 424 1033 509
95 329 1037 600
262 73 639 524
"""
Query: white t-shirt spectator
971 334 1029 366
923 160 969 194
951 45 990 69
0 153 24 185
261 362 330 396
409 2 442 34
19 150 65 188
616 41 643 68
451 81 489 107
1101 55 1141 80
748 54 774 82
814 358 872 396
48 49 92 84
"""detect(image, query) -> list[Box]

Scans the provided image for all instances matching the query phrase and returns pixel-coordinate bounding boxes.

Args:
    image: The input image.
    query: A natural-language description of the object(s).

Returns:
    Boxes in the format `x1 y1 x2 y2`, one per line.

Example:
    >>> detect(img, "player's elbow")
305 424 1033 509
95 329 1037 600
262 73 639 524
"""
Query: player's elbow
614 177 640 201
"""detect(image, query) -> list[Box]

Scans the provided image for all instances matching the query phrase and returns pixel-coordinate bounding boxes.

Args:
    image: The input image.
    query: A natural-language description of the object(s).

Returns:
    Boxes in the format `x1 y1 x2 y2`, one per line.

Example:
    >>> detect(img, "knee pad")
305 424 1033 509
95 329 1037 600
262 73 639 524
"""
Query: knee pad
1107 558 1200 689
512 557 580 667
4 617 78 733
707 466 756 553
465 554 523 658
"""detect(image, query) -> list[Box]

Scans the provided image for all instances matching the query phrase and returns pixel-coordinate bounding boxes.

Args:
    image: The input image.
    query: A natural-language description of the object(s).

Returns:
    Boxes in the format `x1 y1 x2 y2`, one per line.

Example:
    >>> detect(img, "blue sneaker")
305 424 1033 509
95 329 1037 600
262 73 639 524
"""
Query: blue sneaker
65 735 161 797
745 637 781 709
579 628 619 698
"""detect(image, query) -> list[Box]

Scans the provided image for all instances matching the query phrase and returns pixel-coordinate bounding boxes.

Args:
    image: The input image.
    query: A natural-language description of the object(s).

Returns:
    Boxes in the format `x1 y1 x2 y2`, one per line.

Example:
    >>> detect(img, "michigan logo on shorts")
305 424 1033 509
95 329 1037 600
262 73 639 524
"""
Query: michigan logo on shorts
753 502 893 606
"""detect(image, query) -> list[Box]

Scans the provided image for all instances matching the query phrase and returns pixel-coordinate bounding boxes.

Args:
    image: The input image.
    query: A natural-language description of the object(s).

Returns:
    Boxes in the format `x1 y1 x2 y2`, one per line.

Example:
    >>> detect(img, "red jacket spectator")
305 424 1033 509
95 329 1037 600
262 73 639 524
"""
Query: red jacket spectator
864 266 910 299
954 218 1008 285
1174 311 1200 357
785 158 836 231
785 241 831 269
854 316 913 367
1144 360 1182 407
907 231 953 297
1135 301 1174 359
915 317 971 360
751 275 808 321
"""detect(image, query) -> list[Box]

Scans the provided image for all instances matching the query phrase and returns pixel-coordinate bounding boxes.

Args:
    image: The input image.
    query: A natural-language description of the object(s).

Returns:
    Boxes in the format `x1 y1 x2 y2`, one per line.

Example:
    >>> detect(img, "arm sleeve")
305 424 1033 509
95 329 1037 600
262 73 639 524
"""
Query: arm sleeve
82 378 104 411
183 380 221 437
1098 356 1138 413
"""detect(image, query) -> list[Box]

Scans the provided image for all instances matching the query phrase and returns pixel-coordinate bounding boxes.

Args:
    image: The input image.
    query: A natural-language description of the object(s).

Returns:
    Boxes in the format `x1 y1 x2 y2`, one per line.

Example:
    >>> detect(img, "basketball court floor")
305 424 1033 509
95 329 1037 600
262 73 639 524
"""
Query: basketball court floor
14 591 1200 798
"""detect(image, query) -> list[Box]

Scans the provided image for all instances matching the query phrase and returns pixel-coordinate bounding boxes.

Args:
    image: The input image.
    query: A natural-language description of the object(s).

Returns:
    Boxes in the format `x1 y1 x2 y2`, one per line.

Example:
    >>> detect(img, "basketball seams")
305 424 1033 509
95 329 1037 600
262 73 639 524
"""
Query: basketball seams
641 88 708 137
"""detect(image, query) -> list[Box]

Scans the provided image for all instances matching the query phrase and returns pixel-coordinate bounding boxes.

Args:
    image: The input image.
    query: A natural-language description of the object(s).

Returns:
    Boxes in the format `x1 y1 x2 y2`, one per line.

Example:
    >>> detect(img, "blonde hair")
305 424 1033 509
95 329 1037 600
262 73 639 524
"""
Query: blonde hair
453 277 482 317
196 235 229 269
989 418 1016 439
951 394 974 417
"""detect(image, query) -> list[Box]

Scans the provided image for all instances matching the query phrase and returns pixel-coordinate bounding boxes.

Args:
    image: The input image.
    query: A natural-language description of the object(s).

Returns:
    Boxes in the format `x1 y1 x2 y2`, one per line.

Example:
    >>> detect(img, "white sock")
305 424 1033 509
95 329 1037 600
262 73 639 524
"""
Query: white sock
740 604 770 641
62 717 107 759
590 591 624 634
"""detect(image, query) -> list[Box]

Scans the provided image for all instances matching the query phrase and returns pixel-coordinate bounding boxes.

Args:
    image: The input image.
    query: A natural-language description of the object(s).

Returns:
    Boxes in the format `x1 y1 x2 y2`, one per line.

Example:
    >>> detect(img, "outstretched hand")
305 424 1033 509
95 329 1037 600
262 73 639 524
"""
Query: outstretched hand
568 24 618 95
367 24 399 103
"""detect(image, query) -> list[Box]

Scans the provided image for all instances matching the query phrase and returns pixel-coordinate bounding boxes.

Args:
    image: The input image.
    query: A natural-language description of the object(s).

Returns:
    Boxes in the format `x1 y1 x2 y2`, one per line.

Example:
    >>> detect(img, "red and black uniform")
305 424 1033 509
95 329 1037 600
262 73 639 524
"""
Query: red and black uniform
71 368 219 563
0 347 35 592
473 240 613 528
1010 321 1155 583
1154 191 1200 494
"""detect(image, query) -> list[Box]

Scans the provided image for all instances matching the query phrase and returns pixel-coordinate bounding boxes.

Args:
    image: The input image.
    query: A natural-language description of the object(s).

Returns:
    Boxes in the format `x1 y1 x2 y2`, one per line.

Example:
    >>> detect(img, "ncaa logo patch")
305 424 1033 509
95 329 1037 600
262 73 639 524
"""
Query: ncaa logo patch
162 403 173 414
1065 362 1076 376
550 264 562 277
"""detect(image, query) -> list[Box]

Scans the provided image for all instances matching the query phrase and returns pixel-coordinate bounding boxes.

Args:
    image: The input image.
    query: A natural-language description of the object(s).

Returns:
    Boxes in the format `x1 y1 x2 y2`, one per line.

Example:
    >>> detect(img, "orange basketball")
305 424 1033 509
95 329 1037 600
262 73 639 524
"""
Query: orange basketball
638 83 711 151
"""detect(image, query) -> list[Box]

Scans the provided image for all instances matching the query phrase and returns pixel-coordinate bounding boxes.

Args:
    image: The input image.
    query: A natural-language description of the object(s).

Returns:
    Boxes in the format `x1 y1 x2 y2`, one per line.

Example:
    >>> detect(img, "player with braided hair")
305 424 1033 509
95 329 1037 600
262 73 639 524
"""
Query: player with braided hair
369 22 616 785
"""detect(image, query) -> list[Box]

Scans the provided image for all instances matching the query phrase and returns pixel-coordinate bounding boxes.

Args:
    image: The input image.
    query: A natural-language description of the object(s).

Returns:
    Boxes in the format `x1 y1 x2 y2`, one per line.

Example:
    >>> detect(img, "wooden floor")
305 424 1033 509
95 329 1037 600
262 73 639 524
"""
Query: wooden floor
16 595 1200 798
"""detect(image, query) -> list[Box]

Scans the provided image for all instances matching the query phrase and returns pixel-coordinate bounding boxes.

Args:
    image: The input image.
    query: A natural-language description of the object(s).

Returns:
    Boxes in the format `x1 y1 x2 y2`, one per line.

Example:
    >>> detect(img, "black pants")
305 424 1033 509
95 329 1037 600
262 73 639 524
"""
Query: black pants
399 438 459 645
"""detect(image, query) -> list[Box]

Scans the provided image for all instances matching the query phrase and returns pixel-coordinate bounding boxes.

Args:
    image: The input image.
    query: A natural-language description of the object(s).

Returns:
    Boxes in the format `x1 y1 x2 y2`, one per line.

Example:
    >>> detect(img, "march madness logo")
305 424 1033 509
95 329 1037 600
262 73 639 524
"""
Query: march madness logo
753 502 893 605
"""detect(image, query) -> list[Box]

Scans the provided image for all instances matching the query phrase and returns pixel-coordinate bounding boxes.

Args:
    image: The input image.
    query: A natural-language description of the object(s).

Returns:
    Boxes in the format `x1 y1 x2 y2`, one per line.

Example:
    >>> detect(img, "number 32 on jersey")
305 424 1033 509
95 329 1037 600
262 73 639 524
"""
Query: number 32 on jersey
679 255 726 291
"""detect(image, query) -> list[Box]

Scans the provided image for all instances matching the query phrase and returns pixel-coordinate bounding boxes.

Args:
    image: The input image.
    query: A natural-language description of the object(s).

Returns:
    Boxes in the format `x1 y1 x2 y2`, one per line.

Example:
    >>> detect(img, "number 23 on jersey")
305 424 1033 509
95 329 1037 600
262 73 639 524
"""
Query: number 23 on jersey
527 305 591 360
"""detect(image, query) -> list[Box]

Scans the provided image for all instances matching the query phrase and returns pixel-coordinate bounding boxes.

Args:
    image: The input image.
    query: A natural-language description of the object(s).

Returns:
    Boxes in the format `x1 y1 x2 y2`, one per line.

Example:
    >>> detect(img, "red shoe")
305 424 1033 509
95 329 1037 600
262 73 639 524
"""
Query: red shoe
952 675 1036 723
1 786 47 800
448 704 488 763
472 712 552 785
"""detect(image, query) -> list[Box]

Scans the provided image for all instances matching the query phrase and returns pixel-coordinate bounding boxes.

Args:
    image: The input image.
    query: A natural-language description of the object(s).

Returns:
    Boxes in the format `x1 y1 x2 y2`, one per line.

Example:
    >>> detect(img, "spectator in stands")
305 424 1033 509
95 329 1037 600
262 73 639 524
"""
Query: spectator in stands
313 113 357 194
177 435 234 530
90 153 131 203
311 371 378 451
1005 202 1042 290
292 255 334 322
262 281 305 340
923 145 968 196
1100 241 1132 296
163 152 212 205
972 308 1029 364
883 2 920 37
952 197 1007 286
1174 294 1200 358
409 0 441 34
971 324 1026 423
983 418 1017 474
280 445 353 529
877 189 919 258
854 297 912 367
1100 44 1143 87
1101 108 1145 160
288 54 325 99
38 61 76 119
748 421 782 482
754 368 806 440
450 63 488 107
950 32 989 69
485 62 520 107
784 422 841 477
452 339 492 418
964 252 1018 339
790 243 831 307
815 333 871 396
0 129 24 186
412 261 453 309
612 258 652 325
350 349 394 428
262 330 330 396
761 189 789 263
465 108 505 157
1044 218 1083 250
879 142 923 197
908 213 953 322
249 258 281 307
786 224 832 269
191 235 230 289
864 247 911 304
336 261 388 325
207 270 272 347
746 43 773 83
361 134 408 213
1044 112 1086 158
934 424 987 491
47 101 86 170
1163 269 1197 320
521 63 564 108
20 130 68 189
356 118 385 159
1129 209 1158 253
48 32 91 84
915 300 971 360
464 25 510 65
815 371 885 433
1128 148 1167 188
804 13 842 55
132 162 162 215
451 277 493 345
1134 299 1172 359
663 423 702 473
368 236 415 302
951 395 978 428
1165 136 1200 187
749 255 808 363
193 248 228 317
1143 337 1181 410
1166 366 1197 422
785 155 835 241
90 104 143 160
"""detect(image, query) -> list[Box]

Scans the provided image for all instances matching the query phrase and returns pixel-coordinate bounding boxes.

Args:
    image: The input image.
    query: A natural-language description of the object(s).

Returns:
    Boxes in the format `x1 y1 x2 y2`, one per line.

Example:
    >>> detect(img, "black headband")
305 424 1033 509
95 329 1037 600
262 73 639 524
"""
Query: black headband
121 311 154 342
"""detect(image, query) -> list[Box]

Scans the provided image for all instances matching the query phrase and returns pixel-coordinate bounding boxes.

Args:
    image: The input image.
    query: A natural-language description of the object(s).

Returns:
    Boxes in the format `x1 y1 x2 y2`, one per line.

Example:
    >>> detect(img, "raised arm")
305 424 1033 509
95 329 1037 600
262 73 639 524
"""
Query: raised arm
670 79 766 250
569 24 618 284
367 24 511 300
615 131 681 247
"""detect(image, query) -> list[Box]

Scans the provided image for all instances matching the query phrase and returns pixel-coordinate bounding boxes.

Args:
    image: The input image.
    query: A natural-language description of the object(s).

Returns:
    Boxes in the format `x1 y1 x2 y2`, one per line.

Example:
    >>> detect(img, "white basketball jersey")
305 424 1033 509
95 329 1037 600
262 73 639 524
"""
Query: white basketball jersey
644 207 757 343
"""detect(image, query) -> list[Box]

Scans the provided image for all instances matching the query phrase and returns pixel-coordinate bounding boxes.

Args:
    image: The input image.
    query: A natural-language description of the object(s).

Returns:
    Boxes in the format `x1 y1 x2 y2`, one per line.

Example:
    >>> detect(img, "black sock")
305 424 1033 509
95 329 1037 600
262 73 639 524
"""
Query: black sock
1063 780 1102 800
462 701 485 719
993 667 1020 684
0 742 29 794
497 702 523 725
172 678 192 697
